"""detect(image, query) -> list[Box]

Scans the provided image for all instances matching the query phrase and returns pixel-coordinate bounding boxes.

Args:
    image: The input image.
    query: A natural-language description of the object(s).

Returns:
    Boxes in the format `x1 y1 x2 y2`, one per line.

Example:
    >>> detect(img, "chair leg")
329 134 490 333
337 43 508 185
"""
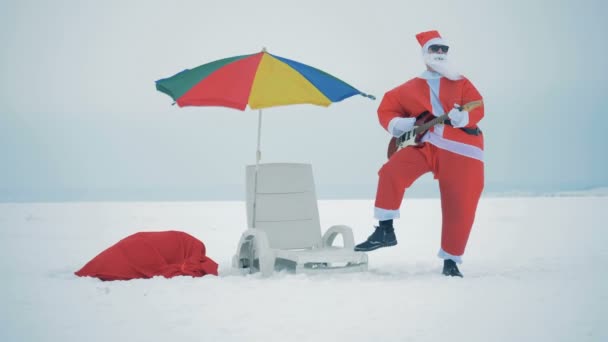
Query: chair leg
254 237 275 277
259 254 275 277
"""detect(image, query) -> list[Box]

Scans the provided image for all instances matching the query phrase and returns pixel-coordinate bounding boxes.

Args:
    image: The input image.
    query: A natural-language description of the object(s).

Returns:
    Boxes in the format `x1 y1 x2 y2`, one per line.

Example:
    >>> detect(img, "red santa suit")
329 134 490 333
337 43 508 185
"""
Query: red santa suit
374 31 484 263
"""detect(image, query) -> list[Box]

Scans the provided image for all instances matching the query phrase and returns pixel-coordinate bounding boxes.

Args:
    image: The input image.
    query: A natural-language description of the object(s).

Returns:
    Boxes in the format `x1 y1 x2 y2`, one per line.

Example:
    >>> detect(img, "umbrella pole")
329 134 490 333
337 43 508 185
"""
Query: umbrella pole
252 109 263 229
256 109 263 165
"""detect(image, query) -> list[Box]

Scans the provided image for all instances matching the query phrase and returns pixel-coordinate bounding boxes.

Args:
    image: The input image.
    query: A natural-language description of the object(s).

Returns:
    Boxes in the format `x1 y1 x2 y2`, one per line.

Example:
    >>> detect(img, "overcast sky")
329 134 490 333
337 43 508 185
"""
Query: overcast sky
1 0 606 201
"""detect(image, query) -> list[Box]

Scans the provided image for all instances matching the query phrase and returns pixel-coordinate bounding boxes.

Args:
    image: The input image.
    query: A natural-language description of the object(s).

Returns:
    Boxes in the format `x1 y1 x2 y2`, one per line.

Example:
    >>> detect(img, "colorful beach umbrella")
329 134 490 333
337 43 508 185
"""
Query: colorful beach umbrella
155 48 374 164
155 48 375 110
156 48 374 166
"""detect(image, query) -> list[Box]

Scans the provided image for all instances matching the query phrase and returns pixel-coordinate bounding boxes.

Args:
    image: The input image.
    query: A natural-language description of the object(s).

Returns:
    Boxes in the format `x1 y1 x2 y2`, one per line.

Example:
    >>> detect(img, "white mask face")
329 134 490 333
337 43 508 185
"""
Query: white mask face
423 52 462 80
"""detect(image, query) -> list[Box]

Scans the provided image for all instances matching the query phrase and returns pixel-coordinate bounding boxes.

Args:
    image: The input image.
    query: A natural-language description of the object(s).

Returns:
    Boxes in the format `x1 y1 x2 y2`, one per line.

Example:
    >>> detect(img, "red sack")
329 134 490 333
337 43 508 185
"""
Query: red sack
75 231 218 281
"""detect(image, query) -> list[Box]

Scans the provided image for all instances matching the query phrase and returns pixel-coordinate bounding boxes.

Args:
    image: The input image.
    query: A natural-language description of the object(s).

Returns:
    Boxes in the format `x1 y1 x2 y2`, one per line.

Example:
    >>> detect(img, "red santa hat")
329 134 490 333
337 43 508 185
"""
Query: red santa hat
416 30 448 52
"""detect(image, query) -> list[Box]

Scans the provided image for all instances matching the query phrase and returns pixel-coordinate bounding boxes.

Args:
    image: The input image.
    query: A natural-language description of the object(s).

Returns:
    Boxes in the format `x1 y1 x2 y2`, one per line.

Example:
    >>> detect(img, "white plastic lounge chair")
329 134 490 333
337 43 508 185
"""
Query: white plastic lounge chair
232 163 368 276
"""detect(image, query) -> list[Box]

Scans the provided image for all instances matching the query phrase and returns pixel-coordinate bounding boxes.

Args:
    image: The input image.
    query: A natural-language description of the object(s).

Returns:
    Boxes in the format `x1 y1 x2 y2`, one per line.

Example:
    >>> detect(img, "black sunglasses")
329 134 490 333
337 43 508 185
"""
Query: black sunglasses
428 45 449 53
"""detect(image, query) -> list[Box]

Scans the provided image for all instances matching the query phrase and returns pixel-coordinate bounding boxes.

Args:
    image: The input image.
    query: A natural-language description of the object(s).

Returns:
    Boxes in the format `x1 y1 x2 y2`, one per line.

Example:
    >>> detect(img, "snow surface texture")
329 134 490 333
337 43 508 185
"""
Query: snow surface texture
1 197 606 342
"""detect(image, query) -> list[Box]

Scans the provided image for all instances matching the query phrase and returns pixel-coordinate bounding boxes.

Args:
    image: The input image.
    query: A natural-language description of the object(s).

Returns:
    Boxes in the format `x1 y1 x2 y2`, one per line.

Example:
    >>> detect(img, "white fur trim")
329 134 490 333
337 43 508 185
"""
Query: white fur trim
374 207 400 220
438 248 462 264
421 131 484 161
426 78 445 116
435 123 445 137
420 70 442 79
422 37 448 52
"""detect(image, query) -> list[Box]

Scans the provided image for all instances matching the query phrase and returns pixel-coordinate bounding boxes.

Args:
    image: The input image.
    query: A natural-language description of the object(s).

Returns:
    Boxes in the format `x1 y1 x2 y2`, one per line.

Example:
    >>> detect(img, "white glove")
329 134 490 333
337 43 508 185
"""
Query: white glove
388 117 416 137
447 104 469 128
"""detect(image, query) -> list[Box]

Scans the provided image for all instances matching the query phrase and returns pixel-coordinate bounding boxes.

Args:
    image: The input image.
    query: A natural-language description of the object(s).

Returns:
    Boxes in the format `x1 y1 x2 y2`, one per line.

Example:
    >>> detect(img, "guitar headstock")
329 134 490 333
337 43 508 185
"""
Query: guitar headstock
458 100 483 112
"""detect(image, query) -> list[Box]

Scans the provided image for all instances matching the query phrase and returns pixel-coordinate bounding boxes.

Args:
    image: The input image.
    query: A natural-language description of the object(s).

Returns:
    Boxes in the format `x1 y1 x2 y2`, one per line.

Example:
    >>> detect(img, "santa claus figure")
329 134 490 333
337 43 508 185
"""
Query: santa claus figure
355 30 485 277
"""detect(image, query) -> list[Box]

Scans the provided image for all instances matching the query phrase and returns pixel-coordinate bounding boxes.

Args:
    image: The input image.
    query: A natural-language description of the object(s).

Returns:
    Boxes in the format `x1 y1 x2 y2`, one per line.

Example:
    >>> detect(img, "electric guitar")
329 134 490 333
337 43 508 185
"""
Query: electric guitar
386 100 483 159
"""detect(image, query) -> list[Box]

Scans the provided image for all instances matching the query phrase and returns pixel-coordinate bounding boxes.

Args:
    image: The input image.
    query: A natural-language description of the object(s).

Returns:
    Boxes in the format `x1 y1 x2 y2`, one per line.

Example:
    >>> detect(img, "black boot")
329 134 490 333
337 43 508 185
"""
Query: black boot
442 259 463 277
354 220 397 252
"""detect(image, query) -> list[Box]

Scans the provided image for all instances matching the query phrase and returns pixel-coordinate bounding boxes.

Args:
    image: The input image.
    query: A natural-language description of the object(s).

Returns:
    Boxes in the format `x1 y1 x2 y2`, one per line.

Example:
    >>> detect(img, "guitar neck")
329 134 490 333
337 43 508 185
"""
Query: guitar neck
414 114 449 134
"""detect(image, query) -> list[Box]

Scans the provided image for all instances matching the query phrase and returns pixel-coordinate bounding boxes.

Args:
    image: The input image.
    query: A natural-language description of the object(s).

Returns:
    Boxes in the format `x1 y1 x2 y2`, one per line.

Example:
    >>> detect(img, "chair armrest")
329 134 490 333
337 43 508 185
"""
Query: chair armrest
236 229 272 258
321 225 355 249
233 229 275 277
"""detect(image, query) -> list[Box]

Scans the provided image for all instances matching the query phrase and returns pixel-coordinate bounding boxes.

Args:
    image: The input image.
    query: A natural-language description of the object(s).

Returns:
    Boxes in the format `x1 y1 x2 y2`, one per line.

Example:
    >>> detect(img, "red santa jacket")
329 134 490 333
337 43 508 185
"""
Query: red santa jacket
378 72 484 161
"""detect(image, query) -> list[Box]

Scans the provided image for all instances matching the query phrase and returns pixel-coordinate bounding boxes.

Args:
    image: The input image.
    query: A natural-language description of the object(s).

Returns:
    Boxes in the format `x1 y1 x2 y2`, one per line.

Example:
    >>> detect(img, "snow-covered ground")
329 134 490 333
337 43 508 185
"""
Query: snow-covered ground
1 196 606 342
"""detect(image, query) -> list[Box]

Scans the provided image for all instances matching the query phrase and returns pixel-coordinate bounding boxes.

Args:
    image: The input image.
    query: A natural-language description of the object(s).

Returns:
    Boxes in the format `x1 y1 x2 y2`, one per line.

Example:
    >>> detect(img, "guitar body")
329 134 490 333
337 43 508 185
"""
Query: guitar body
385 100 483 159
386 112 433 159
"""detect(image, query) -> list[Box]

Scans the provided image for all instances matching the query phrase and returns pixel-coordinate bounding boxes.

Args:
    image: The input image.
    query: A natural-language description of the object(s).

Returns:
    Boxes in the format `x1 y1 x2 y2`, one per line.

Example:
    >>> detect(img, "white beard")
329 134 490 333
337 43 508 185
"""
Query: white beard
423 53 462 81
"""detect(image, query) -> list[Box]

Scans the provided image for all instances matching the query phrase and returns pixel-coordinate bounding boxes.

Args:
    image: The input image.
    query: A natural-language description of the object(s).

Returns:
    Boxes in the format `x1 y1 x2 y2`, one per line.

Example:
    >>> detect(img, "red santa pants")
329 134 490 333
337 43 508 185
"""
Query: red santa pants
375 143 484 257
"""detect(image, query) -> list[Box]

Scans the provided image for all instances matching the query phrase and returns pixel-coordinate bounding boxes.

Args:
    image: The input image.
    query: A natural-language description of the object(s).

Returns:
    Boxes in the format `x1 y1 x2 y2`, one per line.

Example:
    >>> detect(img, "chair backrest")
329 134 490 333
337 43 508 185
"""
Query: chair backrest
246 163 322 250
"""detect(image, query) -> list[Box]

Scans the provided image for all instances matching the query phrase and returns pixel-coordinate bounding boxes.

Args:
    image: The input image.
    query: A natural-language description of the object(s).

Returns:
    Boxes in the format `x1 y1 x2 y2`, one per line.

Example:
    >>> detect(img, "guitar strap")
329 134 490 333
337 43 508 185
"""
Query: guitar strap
416 111 432 121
